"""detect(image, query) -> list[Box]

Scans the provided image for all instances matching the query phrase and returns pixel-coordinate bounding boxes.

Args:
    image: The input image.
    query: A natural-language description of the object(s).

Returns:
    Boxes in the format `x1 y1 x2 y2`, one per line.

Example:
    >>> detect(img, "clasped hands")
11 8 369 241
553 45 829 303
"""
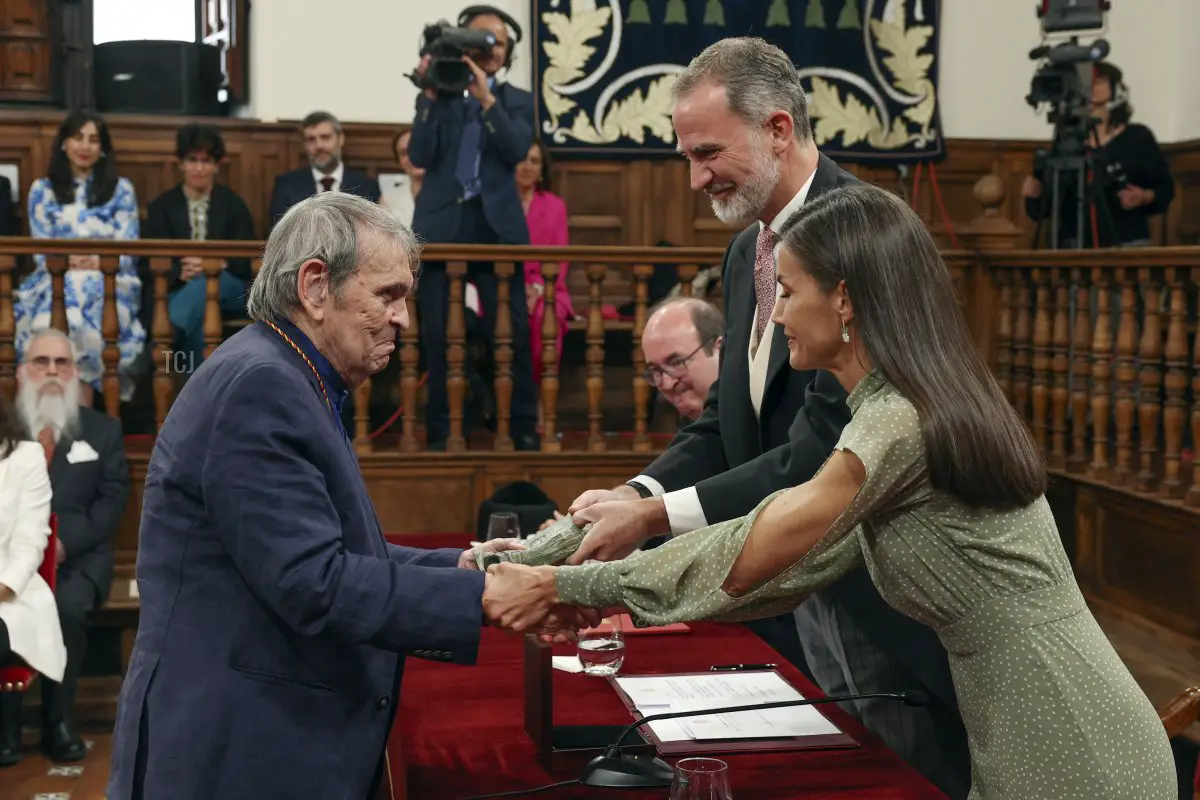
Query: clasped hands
461 538 604 644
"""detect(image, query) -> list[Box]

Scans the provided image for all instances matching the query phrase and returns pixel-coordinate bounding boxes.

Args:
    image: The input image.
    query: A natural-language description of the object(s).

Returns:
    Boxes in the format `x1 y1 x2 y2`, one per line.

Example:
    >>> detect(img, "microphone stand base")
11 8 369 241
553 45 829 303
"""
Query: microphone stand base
579 753 676 788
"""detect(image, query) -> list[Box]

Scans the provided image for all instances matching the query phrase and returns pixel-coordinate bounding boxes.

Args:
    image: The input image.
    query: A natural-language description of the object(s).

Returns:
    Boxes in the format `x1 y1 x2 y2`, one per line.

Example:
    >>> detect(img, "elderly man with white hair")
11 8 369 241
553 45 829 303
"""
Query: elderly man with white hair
107 192 594 800
11 327 130 764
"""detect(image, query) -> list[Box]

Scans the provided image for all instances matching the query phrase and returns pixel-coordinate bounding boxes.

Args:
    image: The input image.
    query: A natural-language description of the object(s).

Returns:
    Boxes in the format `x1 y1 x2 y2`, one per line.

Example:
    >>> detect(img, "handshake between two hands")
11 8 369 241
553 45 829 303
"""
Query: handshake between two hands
457 538 614 645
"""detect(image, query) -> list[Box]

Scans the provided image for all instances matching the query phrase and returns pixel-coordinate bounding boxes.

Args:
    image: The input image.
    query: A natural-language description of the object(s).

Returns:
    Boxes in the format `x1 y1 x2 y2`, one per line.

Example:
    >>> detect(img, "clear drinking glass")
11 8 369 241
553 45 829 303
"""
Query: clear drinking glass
669 757 733 800
486 511 521 541
576 612 625 676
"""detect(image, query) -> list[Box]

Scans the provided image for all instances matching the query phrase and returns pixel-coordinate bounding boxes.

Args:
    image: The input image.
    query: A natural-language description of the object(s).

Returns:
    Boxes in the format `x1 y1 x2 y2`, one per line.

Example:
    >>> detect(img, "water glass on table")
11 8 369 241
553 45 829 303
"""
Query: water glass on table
577 613 625 676
486 511 521 540
669 758 733 800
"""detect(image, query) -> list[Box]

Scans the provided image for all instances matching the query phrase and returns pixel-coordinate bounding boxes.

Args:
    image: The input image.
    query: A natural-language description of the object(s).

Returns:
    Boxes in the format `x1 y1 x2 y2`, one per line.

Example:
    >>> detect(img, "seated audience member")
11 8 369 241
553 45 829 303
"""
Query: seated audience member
13 329 131 762
16 111 145 406
0 395 67 768
0 174 17 236
142 123 256 369
642 296 723 423
380 129 424 226
518 139 575 384
1023 62 1174 248
268 111 381 230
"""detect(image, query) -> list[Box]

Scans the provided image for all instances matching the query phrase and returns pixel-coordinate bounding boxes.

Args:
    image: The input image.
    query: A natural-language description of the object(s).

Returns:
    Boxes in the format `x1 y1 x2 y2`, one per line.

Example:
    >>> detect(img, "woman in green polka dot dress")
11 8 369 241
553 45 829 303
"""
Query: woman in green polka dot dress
481 184 1175 799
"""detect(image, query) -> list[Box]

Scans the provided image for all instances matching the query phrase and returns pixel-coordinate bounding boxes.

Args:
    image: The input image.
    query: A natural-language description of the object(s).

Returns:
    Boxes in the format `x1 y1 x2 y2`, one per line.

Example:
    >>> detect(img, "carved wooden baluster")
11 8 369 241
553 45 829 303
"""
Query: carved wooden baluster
445 261 468 452
99 255 121 417
632 264 654 452
1159 267 1189 498
1010 271 1033 423
48 255 69 333
1188 267 1200 509
1049 267 1070 469
1135 267 1164 493
0 255 15 401
1030 268 1052 456
994 269 1013 402
1088 267 1114 480
492 261 515 452
675 264 698 297
353 378 372 455
539 261 561 453
585 263 607 452
1068 268 1092 473
150 257 175 432
1112 267 1138 486
398 292 420 453
202 258 223 361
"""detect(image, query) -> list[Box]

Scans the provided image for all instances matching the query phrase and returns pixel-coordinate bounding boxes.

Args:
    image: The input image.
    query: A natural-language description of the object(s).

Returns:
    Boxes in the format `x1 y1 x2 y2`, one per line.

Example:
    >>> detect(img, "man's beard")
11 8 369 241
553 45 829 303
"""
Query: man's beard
17 377 81 441
708 135 782 227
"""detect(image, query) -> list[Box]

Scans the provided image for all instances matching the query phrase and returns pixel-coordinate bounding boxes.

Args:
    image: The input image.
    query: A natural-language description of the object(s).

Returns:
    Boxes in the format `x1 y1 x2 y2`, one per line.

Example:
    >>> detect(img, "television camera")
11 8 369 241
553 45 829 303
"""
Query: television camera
1025 0 1114 249
408 21 497 98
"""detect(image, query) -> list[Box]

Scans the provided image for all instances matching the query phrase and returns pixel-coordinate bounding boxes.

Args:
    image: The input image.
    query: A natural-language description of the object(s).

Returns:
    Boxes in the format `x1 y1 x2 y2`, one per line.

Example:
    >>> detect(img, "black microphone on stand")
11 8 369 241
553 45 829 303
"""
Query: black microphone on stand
579 689 931 789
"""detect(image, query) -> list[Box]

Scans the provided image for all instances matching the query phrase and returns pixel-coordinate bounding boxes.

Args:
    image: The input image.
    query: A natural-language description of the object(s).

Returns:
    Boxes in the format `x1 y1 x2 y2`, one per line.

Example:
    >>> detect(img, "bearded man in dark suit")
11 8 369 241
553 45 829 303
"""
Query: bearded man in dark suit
562 38 972 799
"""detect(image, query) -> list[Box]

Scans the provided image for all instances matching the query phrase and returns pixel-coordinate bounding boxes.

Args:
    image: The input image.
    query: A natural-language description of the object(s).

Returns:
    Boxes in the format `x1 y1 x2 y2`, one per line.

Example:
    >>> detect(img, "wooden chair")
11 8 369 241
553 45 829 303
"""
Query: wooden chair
0 514 58 691
1159 686 1200 800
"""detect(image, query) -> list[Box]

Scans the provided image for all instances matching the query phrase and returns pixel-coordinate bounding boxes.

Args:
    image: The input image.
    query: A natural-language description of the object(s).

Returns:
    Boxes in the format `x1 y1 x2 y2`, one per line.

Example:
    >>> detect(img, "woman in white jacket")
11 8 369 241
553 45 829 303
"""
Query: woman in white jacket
0 396 66 767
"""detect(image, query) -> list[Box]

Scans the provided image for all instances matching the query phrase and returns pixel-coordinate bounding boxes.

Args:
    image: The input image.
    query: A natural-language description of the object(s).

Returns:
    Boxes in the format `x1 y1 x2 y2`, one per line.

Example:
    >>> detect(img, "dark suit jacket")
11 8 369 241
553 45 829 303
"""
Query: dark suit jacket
408 82 533 245
49 406 130 601
142 183 257 286
0 175 16 236
268 166 381 230
640 154 959 710
107 323 485 800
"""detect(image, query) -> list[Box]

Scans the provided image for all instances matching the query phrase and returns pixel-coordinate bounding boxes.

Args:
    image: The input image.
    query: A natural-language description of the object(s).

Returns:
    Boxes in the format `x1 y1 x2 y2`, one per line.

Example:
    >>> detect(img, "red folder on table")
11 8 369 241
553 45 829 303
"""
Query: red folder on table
581 614 690 636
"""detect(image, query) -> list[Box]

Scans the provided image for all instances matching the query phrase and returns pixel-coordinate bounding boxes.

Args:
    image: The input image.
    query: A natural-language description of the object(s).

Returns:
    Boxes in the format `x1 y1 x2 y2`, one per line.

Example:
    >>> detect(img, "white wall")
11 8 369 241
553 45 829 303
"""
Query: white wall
245 0 1194 141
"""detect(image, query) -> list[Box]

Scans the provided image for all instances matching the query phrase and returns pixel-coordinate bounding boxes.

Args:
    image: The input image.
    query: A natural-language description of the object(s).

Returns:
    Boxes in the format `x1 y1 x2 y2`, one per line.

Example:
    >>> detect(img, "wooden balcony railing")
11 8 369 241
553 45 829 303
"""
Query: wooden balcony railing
0 182 1196 511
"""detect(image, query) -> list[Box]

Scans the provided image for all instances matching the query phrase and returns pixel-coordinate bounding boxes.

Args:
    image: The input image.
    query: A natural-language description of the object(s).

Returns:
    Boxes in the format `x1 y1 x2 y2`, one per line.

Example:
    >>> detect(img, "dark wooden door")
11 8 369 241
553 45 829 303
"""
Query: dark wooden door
0 0 54 103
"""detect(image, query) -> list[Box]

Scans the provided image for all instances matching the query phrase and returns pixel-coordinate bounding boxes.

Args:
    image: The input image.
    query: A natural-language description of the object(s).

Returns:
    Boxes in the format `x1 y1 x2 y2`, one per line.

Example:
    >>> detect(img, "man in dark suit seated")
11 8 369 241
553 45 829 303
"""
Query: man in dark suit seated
14 329 130 763
105 193 593 800
142 123 257 369
267 111 381 230
642 296 723 425
408 5 540 451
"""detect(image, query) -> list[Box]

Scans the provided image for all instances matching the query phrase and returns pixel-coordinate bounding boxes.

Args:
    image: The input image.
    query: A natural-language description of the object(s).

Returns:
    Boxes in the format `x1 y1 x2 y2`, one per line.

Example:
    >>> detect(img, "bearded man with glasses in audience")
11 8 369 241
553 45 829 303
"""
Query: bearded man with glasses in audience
641 296 723 424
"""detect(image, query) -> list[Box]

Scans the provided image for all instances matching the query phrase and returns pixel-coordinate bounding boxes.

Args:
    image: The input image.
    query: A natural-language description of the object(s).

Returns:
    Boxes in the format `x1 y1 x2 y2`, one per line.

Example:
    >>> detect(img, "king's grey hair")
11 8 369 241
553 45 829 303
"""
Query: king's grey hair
247 192 421 324
672 37 812 142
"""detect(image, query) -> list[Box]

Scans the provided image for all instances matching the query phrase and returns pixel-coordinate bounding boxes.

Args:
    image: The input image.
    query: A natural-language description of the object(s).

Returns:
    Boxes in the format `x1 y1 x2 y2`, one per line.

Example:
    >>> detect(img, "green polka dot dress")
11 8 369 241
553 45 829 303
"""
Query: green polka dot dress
488 374 1176 799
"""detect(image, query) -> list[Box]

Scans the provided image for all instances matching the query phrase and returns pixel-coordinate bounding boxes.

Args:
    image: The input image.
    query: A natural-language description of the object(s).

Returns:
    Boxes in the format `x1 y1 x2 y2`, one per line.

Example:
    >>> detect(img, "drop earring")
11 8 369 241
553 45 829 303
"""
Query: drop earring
840 316 850 343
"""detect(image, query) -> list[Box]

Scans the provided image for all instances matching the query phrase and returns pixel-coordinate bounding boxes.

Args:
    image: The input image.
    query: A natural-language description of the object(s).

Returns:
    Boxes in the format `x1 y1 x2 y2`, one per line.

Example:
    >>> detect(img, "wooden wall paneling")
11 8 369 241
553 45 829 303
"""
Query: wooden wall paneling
0 0 53 103
1165 140 1200 245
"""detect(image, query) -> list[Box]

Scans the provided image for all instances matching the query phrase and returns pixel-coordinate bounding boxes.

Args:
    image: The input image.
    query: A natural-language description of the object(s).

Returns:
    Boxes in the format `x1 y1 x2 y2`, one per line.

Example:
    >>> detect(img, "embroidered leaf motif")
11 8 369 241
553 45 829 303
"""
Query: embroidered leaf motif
541 8 612 86
869 8 934 95
807 77 876 146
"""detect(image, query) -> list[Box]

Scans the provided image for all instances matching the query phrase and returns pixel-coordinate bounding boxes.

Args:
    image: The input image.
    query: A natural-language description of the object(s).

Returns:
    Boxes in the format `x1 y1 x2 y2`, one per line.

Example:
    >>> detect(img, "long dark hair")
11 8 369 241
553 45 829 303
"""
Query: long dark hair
781 184 1047 511
47 110 118 207
0 394 25 460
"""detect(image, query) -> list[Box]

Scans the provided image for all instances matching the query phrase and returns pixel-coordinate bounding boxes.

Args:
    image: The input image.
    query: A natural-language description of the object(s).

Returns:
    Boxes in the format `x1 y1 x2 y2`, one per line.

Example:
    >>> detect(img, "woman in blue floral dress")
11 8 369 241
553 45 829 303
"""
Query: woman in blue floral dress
16 111 145 402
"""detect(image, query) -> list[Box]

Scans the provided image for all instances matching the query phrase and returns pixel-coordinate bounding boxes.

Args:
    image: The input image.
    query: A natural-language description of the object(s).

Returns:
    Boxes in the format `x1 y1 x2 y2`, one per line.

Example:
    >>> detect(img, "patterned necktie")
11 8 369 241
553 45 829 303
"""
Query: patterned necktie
37 426 55 467
320 176 335 192
191 201 207 241
753 226 778 344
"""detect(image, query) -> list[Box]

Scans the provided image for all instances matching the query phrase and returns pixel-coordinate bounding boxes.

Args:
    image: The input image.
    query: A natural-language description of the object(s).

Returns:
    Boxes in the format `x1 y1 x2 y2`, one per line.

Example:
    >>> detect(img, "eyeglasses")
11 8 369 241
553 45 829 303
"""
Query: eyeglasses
28 355 76 372
645 341 711 385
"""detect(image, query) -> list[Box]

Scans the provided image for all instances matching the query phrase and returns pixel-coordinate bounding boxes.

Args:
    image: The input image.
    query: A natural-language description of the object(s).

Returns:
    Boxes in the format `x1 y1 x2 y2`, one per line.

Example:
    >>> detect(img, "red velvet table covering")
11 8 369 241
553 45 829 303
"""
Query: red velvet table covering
398 618 948 799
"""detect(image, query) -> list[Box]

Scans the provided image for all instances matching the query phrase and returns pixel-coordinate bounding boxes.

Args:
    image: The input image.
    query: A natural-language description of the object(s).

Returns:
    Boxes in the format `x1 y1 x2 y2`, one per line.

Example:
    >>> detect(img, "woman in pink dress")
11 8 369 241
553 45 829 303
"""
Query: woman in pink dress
517 140 575 384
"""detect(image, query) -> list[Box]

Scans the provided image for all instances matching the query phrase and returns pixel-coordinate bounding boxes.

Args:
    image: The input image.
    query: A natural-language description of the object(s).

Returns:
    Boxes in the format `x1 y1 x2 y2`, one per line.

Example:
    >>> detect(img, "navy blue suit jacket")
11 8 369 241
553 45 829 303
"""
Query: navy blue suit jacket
107 322 485 800
408 82 533 245
268 166 381 230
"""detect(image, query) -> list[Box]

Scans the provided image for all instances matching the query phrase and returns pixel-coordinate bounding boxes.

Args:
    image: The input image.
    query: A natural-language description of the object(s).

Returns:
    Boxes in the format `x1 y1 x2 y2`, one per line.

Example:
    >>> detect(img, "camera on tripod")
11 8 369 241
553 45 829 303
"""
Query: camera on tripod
411 20 497 98
1024 0 1113 248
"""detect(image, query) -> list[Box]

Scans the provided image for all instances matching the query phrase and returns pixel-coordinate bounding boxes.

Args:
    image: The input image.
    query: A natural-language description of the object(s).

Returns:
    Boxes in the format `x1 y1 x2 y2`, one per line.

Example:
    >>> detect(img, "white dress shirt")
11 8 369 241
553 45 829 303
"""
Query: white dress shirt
380 174 417 227
632 168 818 535
312 162 345 194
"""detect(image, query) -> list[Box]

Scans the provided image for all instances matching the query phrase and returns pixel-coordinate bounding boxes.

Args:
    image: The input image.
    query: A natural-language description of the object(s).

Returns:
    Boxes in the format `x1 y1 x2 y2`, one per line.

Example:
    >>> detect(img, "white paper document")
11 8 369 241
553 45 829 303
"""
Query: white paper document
613 672 842 743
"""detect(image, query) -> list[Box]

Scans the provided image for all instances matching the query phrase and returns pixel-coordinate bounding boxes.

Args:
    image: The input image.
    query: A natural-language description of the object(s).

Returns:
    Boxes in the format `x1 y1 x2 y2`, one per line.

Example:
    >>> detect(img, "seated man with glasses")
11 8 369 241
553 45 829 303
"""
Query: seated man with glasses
642 296 723 424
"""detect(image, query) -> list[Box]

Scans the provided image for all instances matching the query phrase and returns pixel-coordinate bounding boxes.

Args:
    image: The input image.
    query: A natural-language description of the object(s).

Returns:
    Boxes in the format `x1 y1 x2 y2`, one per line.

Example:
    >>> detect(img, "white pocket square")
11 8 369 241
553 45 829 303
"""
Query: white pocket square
66 440 99 464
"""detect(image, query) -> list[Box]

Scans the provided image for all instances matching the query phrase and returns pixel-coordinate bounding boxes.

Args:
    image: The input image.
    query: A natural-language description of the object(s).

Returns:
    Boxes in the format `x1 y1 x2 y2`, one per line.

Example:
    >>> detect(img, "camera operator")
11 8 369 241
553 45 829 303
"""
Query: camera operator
408 6 540 452
1023 63 1174 248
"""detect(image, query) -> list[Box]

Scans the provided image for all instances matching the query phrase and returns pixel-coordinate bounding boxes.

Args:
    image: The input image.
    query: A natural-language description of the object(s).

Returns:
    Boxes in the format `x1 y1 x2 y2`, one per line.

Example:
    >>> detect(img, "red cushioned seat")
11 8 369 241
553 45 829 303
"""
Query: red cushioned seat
0 514 58 692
